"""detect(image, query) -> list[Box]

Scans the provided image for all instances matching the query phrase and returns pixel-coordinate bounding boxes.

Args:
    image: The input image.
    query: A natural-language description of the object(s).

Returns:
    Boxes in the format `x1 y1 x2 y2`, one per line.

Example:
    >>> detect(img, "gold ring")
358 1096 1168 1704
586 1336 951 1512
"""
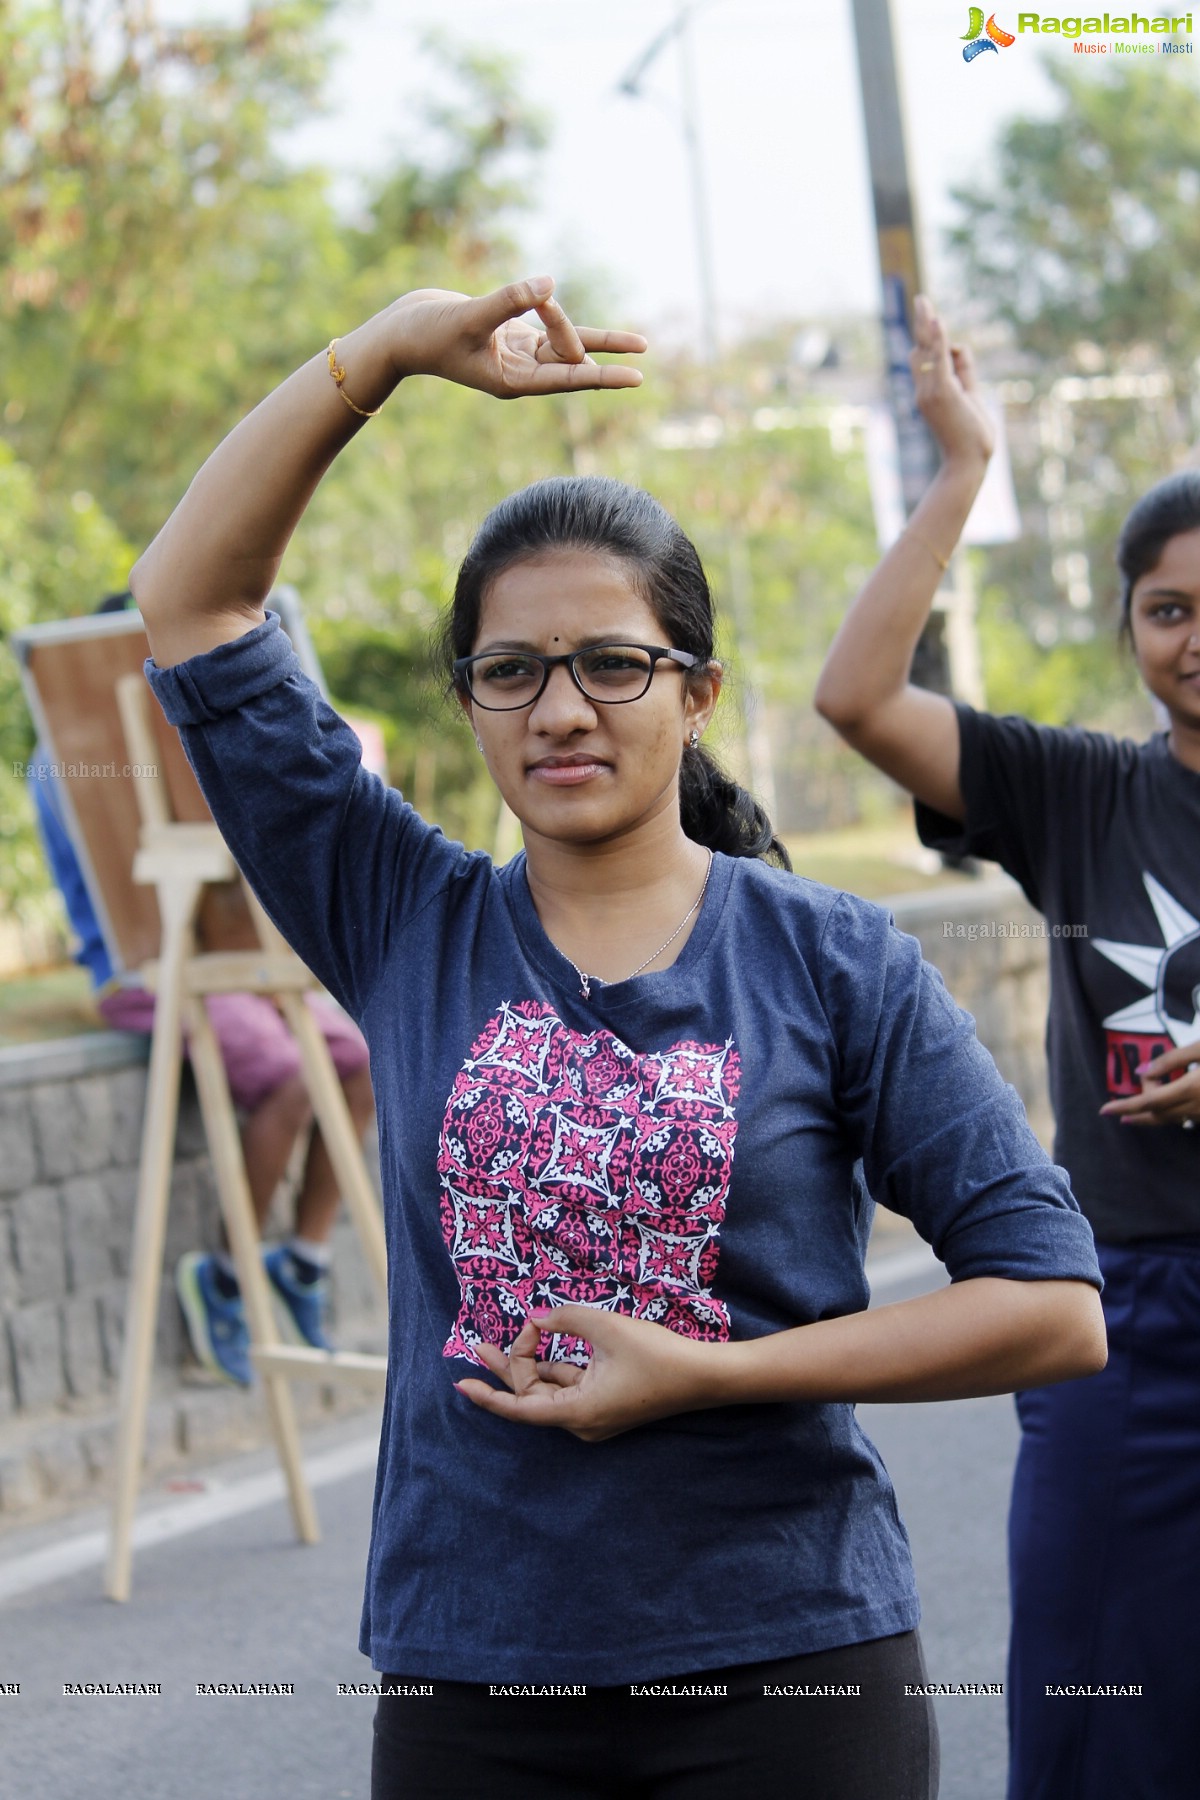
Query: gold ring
919 360 936 372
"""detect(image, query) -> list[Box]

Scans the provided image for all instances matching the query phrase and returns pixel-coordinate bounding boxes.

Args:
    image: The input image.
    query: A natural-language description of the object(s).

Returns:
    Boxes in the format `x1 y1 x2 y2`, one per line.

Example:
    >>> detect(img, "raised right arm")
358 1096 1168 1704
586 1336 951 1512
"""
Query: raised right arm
813 297 994 822
130 278 647 667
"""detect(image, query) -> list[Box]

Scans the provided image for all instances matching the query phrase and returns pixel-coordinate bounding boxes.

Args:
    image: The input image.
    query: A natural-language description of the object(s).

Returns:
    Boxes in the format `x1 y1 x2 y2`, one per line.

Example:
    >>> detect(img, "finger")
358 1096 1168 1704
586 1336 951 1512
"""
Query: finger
1137 1043 1200 1078
532 335 591 366
504 1319 551 1396
1100 1088 1186 1120
527 1304 605 1342
574 328 648 355
533 329 648 364
1113 1100 1197 1126
912 293 936 347
465 275 557 339
531 1361 585 1388
950 342 979 393
534 295 586 364
454 1377 574 1426
911 313 947 380
474 1341 516 1392
528 360 644 392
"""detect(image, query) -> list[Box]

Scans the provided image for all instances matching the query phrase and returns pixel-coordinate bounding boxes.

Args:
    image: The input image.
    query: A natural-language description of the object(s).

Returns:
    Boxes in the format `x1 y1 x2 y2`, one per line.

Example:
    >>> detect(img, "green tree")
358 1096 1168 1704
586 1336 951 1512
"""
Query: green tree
0 0 346 550
949 60 1200 374
349 35 549 277
947 59 1200 728
0 10 582 873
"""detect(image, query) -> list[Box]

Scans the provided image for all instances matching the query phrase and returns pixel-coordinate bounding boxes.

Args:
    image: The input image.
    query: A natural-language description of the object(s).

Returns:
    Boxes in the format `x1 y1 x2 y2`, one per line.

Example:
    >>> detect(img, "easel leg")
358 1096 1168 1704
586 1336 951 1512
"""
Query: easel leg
106 897 194 1602
186 997 320 1545
279 995 388 1301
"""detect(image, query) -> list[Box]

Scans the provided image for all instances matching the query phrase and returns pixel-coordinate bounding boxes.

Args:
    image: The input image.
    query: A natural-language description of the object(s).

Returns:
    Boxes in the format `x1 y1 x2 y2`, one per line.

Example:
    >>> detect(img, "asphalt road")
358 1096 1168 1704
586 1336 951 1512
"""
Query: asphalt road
0 1251 1017 1800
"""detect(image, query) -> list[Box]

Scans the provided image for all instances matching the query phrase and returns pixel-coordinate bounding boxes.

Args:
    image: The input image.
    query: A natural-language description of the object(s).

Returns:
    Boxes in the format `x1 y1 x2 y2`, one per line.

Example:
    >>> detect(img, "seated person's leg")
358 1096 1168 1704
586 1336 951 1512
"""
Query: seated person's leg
178 995 310 1379
271 998 374 1350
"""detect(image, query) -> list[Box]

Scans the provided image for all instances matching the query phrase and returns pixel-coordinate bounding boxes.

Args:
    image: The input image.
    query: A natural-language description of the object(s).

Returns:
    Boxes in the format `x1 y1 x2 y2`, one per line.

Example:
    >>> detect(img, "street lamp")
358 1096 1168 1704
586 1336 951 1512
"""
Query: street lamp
617 3 719 365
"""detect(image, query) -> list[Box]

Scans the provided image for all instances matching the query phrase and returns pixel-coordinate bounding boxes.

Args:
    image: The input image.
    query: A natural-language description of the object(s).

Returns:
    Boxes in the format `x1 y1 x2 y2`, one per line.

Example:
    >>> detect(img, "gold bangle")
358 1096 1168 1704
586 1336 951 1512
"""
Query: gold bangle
908 529 950 573
326 339 381 419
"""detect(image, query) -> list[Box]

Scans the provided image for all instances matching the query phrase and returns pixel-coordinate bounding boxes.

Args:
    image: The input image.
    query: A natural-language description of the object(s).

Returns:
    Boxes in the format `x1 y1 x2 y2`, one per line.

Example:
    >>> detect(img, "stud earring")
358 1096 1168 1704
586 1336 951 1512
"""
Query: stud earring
688 729 700 749
474 736 484 753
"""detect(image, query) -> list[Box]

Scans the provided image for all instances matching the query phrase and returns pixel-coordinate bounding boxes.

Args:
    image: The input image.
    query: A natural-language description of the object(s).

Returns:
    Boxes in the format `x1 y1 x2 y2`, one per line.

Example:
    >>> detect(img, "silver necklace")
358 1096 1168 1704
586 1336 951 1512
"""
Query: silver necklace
563 851 713 1000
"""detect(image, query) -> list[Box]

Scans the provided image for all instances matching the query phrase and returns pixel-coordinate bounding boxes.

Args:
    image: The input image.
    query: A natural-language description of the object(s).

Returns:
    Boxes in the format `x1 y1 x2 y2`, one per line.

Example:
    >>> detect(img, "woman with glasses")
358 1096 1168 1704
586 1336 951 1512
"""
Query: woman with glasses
815 296 1200 1800
132 278 1104 1800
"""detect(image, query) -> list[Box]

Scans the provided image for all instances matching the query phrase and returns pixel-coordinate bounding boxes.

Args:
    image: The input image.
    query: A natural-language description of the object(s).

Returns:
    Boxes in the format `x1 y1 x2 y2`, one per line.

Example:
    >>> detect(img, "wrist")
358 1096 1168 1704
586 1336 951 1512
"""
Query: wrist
709 1333 798 1407
935 448 990 493
328 311 405 410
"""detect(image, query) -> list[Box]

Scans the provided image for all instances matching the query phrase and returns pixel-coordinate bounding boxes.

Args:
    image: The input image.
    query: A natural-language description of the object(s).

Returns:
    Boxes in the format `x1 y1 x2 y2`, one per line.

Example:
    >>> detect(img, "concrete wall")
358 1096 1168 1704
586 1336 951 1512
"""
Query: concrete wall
0 1033 385 1519
889 877 1052 1148
0 875 1051 1521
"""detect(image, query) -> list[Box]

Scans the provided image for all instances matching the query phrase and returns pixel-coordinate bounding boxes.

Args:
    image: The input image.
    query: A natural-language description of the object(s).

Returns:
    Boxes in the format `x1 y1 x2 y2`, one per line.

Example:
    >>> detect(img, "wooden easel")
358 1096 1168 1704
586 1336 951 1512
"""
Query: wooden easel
104 676 387 1602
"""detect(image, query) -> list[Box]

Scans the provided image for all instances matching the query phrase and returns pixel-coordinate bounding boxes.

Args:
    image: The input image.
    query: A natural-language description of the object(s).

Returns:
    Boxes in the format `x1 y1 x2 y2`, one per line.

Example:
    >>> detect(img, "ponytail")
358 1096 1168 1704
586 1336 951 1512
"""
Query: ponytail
679 742 791 868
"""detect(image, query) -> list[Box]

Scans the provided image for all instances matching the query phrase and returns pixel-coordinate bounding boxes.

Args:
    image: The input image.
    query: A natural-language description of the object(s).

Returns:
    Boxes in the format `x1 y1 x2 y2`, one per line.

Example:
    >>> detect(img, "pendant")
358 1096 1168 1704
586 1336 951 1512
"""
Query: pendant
579 972 591 1000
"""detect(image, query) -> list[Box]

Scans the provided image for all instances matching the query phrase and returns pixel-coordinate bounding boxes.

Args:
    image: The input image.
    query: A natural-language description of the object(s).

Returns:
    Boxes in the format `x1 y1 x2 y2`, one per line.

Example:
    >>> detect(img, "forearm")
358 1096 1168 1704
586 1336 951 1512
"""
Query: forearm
132 310 401 665
814 455 986 729
715 1278 1106 1406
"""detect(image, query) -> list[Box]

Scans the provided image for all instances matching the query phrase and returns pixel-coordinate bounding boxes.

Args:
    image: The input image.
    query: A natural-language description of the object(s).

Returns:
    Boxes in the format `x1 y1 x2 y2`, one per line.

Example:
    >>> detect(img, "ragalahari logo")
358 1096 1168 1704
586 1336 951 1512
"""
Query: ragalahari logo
962 9 1017 57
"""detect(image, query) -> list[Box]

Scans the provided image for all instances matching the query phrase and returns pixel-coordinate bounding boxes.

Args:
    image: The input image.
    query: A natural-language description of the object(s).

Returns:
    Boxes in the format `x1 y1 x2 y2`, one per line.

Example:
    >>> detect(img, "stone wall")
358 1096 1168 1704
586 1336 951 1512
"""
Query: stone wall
0 1033 385 1520
0 875 1051 1522
889 877 1052 1148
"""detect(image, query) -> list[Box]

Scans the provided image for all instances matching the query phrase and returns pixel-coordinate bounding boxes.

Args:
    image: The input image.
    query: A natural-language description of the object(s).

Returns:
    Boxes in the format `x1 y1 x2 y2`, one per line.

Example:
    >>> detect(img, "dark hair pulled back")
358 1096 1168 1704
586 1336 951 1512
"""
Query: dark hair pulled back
1116 469 1200 640
436 475 790 868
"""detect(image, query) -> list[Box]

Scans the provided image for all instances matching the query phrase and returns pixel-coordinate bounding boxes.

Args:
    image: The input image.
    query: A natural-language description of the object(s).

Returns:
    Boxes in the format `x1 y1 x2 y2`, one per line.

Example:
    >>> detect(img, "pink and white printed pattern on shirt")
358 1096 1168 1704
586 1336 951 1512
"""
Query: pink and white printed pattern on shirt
437 1000 740 1366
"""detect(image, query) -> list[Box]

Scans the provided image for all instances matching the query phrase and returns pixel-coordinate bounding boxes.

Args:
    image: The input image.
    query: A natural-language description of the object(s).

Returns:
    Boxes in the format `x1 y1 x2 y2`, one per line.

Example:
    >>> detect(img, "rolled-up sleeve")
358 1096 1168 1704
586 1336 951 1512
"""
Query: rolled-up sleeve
146 612 471 1020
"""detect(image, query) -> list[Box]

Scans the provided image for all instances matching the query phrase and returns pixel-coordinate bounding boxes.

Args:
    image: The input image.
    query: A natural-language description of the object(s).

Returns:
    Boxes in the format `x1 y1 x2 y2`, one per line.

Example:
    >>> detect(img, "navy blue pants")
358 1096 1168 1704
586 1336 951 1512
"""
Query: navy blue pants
1007 1237 1200 1800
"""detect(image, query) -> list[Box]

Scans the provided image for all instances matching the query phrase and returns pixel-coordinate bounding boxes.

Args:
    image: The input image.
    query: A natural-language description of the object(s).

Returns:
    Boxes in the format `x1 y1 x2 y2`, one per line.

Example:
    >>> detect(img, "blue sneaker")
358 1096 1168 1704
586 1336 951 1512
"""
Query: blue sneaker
263 1245 333 1352
175 1252 253 1386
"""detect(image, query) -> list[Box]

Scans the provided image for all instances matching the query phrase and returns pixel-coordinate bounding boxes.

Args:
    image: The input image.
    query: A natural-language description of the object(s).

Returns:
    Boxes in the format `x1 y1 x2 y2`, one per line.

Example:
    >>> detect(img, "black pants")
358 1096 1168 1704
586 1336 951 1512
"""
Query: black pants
372 1631 939 1799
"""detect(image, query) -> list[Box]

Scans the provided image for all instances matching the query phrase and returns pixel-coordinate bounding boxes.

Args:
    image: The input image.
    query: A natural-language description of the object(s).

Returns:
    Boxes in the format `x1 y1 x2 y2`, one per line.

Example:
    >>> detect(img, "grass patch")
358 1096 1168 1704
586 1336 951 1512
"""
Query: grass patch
0 964 100 1045
0 816 976 1044
784 816 978 901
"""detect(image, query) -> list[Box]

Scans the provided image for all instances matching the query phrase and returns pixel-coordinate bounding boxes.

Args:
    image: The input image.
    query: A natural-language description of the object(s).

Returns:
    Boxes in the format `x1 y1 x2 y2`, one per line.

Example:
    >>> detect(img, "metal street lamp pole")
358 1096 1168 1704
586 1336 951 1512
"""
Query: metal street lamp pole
850 0 953 695
618 3 719 364
617 6 777 815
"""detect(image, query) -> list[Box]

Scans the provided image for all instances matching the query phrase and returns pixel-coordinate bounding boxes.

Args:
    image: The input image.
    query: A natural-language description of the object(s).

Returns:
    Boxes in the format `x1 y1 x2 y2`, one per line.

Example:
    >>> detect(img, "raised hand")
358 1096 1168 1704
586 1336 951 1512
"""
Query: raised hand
385 276 647 398
133 275 647 665
910 294 994 470
454 1304 723 1442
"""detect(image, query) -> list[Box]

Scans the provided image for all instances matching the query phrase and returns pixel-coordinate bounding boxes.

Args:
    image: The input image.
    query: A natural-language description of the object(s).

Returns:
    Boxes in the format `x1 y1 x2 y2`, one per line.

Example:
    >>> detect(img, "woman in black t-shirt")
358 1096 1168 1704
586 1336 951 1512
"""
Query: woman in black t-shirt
816 297 1200 1800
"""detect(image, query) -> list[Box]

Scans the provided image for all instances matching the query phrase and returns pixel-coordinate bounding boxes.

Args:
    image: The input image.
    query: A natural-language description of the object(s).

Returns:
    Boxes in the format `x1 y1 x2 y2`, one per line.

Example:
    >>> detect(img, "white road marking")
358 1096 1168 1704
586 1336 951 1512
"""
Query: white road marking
0 1434 379 1605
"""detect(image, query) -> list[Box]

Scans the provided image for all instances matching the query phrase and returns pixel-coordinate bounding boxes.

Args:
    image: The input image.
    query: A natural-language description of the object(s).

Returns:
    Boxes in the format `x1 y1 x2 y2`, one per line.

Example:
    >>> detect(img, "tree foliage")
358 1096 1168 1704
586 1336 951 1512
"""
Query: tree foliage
947 59 1200 732
0 1 884 934
0 0 346 548
949 60 1200 371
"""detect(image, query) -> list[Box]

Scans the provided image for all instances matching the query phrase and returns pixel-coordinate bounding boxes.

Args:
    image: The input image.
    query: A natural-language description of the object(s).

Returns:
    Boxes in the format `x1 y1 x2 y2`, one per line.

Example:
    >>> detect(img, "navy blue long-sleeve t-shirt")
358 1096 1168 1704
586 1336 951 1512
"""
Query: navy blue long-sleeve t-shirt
147 613 1101 1684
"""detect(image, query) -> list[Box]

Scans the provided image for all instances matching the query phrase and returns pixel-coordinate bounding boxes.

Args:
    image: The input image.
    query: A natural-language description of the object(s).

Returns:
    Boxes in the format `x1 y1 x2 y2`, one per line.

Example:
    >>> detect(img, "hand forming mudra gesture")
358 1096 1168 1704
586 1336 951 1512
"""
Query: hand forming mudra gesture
909 292 994 470
132 276 647 665
1099 1040 1200 1128
383 275 647 397
456 1305 720 1443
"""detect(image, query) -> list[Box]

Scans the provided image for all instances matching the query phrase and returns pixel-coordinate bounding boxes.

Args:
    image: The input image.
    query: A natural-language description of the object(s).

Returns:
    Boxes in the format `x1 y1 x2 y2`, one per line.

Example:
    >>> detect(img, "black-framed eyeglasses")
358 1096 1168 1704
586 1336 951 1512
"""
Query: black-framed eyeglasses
453 642 701 711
